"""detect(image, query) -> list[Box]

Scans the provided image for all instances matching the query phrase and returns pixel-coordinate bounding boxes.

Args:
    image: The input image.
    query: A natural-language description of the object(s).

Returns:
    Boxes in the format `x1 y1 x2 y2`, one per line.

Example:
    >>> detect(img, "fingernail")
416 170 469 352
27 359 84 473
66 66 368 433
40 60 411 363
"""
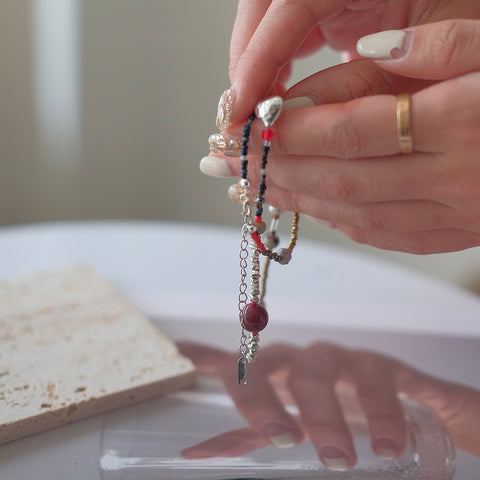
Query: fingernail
283 96 316 111
216 86 236 130
356 30 408 59
374 438 399 459
209 133 241 157
320 446 349 471
199 156 233 177
260 422 297 449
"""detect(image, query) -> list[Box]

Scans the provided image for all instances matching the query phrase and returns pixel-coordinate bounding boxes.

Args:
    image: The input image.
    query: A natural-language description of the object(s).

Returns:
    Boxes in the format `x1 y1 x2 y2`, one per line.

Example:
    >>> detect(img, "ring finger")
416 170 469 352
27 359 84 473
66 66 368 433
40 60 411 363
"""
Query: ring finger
288 343 357 471
262 185 465 233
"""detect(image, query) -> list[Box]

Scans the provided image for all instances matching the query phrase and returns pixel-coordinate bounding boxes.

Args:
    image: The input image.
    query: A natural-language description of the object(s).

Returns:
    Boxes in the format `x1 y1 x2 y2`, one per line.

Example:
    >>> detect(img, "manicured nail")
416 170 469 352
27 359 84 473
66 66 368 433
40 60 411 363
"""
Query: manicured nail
320 446 349 472
209 133 241 157
374 438 399 459
356 30 408 59
199 156 233 177
283 96 316 111
216 87 236 130
260 422 297 449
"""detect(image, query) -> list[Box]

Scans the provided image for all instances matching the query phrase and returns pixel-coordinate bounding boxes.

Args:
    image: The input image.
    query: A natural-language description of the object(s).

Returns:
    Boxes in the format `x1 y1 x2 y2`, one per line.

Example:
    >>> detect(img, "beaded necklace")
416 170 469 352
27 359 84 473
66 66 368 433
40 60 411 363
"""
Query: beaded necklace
237 96 299 384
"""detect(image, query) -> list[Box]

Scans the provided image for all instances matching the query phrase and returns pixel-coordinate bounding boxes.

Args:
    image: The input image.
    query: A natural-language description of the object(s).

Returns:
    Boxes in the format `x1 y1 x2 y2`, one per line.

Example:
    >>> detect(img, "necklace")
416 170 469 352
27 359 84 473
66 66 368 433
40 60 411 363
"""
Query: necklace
236 96 299 385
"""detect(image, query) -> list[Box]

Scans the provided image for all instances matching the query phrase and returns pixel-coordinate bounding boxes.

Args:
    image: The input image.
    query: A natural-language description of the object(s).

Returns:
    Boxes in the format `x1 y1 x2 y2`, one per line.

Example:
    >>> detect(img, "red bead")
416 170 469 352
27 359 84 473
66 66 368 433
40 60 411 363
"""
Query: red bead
240 302 269 332
254 216 262 223
262 128 274 141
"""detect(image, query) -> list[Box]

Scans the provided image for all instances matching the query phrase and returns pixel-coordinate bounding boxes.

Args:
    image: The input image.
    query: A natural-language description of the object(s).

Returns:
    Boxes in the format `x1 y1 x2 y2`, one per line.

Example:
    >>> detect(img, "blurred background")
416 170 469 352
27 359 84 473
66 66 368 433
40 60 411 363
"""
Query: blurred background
2 0 480 293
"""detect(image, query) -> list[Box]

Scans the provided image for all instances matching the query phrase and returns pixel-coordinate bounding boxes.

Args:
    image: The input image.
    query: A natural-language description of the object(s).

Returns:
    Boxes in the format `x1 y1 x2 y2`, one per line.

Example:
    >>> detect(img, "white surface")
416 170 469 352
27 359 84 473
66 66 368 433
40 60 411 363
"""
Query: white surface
0 221 479 479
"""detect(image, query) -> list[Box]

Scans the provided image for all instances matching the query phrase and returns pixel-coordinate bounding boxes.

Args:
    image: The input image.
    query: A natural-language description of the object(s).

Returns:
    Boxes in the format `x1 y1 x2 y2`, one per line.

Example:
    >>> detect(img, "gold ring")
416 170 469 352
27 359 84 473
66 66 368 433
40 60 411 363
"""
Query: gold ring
396 93 413 154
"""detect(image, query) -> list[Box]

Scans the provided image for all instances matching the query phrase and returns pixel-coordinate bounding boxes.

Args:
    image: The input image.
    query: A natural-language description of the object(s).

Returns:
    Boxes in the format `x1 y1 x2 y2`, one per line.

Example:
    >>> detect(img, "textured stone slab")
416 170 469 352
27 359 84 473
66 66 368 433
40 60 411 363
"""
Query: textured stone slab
0 264 195 445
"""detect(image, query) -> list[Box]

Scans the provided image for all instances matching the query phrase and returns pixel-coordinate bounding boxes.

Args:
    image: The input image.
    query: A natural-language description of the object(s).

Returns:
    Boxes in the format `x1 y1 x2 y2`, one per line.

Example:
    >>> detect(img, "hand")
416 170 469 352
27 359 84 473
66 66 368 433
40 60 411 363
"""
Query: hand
204 20 480 254
178 341 480 471
220 0 480 127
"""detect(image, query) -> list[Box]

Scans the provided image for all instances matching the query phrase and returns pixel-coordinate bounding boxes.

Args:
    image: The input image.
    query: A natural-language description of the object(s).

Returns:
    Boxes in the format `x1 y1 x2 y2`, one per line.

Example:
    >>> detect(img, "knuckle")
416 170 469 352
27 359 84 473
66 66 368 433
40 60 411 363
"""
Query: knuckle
274 0 317 25
324 172 357 202
266 186 304 214
430 20 464 69
439 75 480 145
345 66 393 98
353 211 384 232
325 110 366 159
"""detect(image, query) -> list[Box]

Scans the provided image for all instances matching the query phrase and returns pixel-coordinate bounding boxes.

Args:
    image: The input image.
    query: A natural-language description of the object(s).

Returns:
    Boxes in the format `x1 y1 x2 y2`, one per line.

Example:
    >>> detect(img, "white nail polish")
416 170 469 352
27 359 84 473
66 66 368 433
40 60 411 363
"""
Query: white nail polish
322 457 349 472
356 30 406 59
375 447 397 459
199 156 232 177
283 96 315 111
269 432 297 449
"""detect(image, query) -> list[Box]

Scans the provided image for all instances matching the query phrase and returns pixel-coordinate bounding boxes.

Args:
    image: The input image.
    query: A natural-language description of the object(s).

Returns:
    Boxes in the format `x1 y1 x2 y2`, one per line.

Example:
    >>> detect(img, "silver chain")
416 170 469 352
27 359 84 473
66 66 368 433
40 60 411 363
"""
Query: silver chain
237 181 261 384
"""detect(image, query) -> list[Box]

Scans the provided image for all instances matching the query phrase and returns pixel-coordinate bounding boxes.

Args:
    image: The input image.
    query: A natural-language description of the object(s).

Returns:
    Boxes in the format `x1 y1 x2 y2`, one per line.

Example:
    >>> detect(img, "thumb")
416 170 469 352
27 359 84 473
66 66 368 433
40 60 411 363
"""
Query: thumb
356 19 480 80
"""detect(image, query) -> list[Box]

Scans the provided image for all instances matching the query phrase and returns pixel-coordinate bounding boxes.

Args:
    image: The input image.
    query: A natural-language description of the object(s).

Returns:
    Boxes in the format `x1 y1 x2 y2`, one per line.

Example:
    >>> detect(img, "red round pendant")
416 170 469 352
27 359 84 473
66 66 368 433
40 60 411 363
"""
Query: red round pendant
241 302 269 332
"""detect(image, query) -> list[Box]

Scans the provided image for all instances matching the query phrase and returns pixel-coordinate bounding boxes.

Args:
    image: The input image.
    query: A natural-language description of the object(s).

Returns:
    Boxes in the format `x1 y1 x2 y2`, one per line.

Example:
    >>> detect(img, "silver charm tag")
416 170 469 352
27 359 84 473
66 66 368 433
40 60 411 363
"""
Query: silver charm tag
255 96 283 127
238 357 248 385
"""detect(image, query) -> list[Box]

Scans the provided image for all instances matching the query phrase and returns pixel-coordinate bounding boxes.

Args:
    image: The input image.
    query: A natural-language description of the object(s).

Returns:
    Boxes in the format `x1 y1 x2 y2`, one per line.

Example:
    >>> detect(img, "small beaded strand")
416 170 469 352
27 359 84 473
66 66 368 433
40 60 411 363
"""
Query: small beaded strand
241 113 256 182
254 129 273 222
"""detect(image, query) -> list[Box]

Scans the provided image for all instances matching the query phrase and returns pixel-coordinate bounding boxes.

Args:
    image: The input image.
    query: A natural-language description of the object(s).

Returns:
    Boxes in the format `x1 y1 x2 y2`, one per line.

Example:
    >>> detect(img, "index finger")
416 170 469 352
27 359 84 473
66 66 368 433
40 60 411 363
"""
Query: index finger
229 0 271 79
229 0 348 125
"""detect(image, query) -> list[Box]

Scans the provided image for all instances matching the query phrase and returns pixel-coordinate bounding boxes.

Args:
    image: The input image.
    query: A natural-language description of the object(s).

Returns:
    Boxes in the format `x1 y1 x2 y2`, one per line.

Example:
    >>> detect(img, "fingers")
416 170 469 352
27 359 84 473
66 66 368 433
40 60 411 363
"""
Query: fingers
263 187 462 234
337 226 480 254
288 343 357 471
357 20 480 80
177 341 231 375
226 152 446 205
222 347 304 449
228 0 348 125
219 88 441 161
180 341 304 449
285 58 433 103
214 58 479 163
181 427 269 459
347 351 406 458
229 0 271 79
394 360 480 457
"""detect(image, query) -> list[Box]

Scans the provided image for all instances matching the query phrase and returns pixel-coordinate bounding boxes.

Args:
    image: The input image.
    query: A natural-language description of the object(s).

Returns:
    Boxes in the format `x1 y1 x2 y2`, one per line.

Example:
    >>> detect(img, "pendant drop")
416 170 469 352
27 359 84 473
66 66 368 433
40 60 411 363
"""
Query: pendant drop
238 357 248 385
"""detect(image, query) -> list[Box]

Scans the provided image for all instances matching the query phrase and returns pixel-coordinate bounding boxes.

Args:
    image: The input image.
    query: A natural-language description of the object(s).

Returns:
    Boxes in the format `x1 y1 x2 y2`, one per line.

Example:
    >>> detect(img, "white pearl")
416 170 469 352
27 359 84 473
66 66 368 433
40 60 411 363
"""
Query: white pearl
269 205 284 216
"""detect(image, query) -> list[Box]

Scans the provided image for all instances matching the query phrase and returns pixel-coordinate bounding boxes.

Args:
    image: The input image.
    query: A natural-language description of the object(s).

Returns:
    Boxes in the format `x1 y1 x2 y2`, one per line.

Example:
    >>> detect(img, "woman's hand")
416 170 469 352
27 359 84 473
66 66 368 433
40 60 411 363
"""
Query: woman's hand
178 340 480 470
221 0 480 128
204 20 480 254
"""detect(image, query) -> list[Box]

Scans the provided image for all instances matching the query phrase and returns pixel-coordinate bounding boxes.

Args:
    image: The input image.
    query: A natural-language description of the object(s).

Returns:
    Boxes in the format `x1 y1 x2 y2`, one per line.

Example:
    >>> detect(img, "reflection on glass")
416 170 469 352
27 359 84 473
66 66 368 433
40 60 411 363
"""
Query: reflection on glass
100 340 480 479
